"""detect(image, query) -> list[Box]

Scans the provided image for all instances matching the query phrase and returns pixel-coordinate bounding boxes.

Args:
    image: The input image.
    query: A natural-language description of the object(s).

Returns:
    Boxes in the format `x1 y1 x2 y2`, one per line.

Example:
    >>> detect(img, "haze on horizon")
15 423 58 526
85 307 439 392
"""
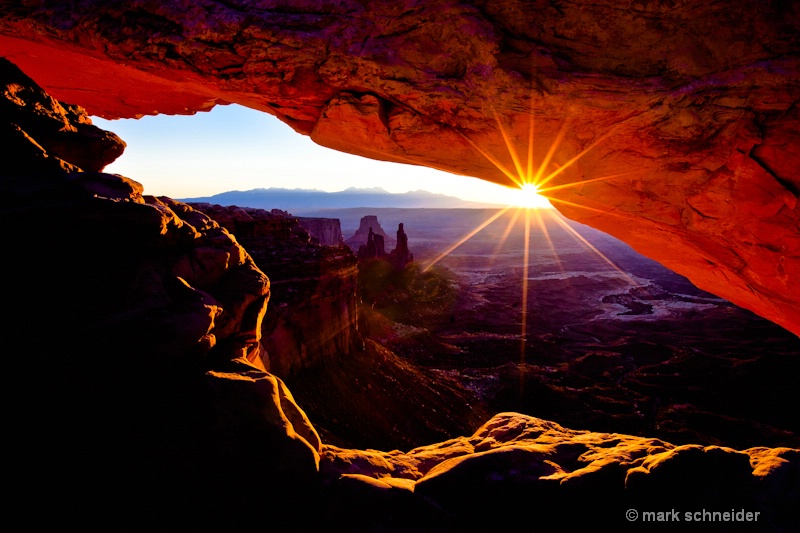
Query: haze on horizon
93 104 553 209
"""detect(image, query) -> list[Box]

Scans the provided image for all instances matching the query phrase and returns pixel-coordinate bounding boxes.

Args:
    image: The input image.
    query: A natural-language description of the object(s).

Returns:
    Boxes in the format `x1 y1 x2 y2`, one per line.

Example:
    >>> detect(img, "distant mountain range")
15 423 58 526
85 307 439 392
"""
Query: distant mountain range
180 187 501 212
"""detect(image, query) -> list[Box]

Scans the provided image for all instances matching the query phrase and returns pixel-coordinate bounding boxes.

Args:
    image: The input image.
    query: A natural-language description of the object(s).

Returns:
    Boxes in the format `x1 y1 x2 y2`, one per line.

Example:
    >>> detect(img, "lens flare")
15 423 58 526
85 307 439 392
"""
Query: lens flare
429 96 639 380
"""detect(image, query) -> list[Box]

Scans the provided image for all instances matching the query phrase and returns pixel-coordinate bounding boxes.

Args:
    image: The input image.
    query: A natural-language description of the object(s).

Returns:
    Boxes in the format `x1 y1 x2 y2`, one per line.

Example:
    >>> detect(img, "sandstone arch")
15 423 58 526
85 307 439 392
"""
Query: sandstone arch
2 1 799 333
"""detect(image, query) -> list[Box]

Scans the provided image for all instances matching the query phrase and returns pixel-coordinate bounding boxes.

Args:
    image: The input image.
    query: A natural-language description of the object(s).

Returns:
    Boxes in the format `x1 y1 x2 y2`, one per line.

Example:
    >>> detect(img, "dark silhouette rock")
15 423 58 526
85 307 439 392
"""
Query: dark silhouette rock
358 220 414 266
389 222 414 268
346 215 395 251
357 225 390 260
365 227 378 258
3 65 320 524
0 57 125 175
373 233 386 257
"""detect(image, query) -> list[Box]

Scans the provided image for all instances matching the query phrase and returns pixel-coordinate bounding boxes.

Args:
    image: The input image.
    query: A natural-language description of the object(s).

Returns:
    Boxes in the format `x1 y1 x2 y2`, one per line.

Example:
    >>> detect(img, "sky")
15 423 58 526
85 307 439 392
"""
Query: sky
92 104 552 208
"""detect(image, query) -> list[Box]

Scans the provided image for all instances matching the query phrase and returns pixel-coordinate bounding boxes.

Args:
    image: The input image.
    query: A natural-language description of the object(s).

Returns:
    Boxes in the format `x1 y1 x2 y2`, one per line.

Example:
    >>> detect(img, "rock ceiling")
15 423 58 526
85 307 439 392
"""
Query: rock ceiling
2 0 799 333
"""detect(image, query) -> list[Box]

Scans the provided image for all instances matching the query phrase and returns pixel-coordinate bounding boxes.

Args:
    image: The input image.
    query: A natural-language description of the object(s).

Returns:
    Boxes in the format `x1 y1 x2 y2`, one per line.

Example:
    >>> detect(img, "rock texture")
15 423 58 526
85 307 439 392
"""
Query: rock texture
322 412 799 530
2 1 800 333
3 61 320 524
0 57 125 174
298 216 344 246
189 203 361 377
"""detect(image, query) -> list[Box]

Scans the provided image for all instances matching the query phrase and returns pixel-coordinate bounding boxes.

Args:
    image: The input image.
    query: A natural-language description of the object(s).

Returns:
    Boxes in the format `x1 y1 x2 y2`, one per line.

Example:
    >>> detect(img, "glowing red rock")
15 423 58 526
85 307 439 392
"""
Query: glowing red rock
1 1 799 333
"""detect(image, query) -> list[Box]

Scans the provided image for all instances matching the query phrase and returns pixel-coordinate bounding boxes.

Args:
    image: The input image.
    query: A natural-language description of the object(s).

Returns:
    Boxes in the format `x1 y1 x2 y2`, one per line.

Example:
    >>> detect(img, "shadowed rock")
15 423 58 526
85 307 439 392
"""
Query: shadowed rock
389 222 414 268
3 63 320 525
187 202 361 377
0 57 124 174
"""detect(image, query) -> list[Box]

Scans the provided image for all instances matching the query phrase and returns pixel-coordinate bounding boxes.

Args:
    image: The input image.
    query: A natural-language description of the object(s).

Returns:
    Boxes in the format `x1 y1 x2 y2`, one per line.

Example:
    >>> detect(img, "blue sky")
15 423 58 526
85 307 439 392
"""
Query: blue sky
92 104 551 207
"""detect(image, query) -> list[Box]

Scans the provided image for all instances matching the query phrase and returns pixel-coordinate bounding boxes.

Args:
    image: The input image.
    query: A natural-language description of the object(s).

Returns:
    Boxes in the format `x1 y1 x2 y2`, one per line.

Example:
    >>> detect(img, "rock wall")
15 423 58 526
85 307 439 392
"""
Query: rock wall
3 61 321 523
298 216 344 246
188 203 361 377
2 2 799 333
263 256 361 377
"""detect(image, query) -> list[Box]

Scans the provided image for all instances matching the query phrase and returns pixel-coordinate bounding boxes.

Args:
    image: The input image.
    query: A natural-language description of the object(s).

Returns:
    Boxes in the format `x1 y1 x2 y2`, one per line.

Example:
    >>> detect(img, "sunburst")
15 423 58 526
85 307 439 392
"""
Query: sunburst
425 101 640 376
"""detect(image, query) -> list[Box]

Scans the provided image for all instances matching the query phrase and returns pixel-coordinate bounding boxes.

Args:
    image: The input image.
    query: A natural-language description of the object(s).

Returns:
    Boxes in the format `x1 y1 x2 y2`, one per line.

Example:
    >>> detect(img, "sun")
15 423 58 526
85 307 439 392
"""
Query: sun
511 183 551 209
424 103 632 378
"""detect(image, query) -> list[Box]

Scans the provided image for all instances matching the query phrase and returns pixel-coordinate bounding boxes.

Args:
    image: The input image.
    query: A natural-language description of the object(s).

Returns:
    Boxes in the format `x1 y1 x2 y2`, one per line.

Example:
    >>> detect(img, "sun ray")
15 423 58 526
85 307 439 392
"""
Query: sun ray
532 123 567 185
537 170 640 195
437 99 639 381
492 107 526 182
546 196 640 221
458 131 524 188
536 127 619 189
533 207 566 276
520 207 532 367
545 210 639 286
423 206 512 271
526 91 535 183
486 207 524 270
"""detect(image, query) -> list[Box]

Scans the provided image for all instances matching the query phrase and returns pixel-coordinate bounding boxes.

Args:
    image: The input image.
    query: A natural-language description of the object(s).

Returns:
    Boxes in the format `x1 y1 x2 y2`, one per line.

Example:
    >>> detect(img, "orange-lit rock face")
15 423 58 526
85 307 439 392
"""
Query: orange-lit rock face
2 1 799 333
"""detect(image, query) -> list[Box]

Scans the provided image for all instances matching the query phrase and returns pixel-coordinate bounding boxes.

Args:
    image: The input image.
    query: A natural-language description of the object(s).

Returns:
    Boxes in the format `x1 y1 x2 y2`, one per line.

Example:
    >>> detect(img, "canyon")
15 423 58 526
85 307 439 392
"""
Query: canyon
184 203 359 376
2 2 799 530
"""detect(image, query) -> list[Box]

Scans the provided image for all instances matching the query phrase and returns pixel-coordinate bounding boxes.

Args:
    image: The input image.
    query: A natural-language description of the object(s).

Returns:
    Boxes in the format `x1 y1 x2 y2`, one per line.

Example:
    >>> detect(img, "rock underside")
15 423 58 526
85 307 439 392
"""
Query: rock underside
2 0 800 334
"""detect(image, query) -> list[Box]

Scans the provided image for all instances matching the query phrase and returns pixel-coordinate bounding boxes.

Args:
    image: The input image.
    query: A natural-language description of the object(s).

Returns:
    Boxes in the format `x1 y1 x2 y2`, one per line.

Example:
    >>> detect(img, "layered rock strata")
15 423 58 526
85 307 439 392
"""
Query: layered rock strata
298 216 345 246
1 2 799 333
189 203 361 377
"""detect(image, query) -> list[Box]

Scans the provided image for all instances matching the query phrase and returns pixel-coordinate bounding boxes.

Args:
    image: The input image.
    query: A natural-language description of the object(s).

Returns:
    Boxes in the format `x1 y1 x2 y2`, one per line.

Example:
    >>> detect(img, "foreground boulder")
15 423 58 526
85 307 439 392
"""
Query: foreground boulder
322 413 799 530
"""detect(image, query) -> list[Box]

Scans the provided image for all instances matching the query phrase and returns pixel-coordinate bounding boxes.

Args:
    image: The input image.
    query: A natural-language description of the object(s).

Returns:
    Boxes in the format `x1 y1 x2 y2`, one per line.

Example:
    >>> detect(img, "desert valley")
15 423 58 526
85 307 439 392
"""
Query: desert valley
304 208 800 451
